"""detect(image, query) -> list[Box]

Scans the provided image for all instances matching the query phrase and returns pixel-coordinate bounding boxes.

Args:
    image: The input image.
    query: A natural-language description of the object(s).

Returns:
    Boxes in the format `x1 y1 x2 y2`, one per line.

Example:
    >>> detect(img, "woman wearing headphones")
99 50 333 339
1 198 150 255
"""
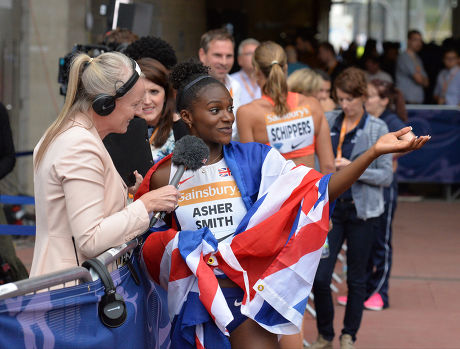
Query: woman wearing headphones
30 52 180 277
237 41 335 175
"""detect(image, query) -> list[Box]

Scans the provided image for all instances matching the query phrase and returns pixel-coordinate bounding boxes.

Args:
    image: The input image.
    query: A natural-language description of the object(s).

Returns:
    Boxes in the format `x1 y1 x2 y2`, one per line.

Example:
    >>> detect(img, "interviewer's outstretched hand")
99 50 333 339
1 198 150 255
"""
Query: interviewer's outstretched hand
373 126 430 156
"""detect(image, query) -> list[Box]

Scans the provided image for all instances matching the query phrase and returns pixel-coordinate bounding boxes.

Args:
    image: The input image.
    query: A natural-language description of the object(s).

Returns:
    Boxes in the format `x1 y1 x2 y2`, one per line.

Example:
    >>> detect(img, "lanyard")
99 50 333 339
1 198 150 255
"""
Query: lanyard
149 127 158 145
224 76 233 98
240 72 257 99
336 116 361 159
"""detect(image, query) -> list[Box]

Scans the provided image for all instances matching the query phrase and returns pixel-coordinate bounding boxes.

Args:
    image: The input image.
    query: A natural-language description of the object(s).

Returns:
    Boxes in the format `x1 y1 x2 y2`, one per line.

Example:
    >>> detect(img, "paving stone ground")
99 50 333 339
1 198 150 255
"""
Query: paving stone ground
303 200 460 349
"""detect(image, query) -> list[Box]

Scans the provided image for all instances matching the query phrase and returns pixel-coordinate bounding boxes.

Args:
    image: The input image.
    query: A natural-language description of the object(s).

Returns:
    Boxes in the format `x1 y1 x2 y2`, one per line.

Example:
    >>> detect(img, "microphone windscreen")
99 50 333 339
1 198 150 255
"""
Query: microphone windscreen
172 135 210 171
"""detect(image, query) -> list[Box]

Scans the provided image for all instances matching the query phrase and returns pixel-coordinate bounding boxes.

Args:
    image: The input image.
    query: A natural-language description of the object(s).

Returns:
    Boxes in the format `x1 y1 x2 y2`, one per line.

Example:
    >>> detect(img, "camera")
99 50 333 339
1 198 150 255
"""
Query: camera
58 44 112 96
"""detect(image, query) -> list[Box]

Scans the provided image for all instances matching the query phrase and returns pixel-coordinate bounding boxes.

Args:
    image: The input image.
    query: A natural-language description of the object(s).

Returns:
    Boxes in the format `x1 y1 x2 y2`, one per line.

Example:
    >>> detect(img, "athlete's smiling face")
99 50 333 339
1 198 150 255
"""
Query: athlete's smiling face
182 83 234 147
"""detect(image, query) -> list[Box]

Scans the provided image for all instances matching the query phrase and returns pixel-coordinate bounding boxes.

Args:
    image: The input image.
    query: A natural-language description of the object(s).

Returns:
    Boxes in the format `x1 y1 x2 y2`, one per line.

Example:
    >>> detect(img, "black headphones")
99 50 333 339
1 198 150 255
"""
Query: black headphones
92 58 141 116
83 258 127 328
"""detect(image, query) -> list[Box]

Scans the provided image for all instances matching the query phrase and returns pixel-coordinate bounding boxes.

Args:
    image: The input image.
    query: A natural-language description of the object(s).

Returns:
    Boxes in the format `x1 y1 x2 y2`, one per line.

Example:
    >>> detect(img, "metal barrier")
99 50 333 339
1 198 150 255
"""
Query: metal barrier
0 237 141 300
0 234 170 349
0 266 92 300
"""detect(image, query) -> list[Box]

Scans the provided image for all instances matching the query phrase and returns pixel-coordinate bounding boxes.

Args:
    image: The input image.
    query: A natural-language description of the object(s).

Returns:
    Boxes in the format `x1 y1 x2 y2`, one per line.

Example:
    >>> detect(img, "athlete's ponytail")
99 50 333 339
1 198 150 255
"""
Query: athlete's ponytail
253 41 289 116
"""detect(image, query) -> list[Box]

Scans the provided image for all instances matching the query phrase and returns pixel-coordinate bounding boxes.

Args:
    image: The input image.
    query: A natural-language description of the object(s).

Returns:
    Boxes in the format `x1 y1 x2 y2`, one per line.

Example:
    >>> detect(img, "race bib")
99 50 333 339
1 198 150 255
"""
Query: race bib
265 107 314 154
173 159 247 243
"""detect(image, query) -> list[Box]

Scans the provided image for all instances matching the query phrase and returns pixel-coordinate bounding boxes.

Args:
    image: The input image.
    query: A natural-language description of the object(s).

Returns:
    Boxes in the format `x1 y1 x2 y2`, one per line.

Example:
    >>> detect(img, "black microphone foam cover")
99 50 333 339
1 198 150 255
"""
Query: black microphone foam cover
172 135 210 171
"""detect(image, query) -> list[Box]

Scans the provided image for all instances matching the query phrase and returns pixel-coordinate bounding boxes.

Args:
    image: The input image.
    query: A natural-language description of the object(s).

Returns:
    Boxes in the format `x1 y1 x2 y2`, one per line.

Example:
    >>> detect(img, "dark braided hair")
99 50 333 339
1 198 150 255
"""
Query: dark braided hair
125 36 177 70
170 59 225 112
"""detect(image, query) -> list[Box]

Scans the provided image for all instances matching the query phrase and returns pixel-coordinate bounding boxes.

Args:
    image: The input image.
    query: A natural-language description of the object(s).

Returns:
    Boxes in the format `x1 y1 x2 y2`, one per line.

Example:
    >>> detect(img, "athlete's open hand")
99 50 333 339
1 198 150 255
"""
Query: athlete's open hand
373 126 430 156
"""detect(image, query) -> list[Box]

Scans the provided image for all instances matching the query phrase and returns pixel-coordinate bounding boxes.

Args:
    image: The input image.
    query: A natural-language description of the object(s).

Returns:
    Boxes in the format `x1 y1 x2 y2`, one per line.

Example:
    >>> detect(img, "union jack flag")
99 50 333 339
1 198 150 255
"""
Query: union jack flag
137 143 332 348
218 168 231 177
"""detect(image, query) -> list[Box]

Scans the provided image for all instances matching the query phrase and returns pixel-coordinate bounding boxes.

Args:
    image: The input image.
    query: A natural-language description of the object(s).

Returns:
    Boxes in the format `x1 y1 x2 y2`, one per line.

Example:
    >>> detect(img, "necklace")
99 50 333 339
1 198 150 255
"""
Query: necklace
202 151 223 173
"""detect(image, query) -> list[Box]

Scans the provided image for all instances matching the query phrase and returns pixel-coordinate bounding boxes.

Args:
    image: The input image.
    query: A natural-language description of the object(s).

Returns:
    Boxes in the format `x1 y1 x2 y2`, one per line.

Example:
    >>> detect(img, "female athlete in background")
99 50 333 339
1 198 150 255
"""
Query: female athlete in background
237 41 335 174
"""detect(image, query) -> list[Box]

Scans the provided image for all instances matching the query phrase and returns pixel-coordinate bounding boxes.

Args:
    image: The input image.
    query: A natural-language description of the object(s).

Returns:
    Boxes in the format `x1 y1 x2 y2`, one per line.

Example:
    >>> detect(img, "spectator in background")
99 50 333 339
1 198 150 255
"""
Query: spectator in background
341 41 359 68
125 36 180 160
315 69 337 112
0 102 28 282
287 68 337 114
199 28 242 140
418 41 444 104
381 41 400 82
363 79 414 311
137 58 176 163
360 39 378 63
285 44 308 75
0 103 15 180
287 68 322 96
363 55 393 83
125 36 178 70
396 30 429 104
318 42 346 84
310 68 393 349
125 36 190 142
433 47 460 106
230 38 261 106
295 27 320 68
102 27 139 52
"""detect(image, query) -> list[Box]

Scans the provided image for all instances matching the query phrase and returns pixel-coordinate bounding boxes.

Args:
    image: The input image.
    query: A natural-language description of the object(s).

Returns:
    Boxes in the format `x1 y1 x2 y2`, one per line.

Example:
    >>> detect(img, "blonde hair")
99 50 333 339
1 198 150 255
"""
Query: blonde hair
287 68 322 96
253 41 289 116
34 51 134 168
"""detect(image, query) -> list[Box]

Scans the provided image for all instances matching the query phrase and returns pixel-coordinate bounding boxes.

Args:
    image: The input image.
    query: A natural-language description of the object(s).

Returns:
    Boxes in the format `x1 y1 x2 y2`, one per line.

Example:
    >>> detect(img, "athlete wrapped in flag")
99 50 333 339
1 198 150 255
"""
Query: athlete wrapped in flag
135 60 429 349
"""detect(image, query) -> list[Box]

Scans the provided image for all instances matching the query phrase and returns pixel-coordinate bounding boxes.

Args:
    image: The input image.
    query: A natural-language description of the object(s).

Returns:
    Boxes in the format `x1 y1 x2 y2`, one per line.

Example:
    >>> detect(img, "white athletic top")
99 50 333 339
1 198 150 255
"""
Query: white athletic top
171 158 247 243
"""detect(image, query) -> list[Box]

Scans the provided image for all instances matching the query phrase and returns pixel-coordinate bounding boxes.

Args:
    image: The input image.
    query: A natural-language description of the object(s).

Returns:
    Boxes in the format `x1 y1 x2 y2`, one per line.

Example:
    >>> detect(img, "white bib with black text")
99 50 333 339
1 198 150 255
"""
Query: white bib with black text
265 107 315 154
171 158 247 243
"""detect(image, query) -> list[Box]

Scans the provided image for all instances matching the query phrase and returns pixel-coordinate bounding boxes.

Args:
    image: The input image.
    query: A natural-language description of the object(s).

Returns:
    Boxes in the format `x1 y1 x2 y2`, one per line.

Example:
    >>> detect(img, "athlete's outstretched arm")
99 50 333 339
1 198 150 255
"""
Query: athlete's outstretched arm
237 105 255 143
328 127 429 202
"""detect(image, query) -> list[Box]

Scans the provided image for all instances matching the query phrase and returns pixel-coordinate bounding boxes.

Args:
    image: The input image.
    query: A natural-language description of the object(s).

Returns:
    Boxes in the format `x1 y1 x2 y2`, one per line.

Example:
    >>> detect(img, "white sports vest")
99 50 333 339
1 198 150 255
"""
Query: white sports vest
171 158 247 243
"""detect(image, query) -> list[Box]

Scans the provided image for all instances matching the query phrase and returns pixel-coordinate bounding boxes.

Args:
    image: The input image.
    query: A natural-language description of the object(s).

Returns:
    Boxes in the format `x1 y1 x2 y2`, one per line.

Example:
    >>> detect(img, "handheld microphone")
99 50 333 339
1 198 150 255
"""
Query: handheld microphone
149 135 209 227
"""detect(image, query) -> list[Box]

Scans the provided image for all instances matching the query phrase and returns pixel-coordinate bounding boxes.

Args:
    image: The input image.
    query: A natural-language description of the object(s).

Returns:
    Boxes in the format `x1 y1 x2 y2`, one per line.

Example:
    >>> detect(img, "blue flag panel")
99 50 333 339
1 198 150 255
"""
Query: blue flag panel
397 108 460 184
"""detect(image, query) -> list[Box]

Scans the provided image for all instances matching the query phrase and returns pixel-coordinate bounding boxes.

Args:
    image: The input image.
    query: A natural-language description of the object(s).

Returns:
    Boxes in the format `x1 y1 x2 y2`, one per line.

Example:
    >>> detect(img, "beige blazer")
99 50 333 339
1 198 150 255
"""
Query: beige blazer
30 114 149 277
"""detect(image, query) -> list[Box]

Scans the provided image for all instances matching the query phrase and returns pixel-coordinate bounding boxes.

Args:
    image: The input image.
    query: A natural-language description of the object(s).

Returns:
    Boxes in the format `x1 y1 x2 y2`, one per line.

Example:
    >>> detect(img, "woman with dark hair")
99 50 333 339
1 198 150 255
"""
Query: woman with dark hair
125 36 178 70
125 36 190 143
136 61 428 349
237 41 335 175
310 68 397 349
137 58 176 162
360 79 414 311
